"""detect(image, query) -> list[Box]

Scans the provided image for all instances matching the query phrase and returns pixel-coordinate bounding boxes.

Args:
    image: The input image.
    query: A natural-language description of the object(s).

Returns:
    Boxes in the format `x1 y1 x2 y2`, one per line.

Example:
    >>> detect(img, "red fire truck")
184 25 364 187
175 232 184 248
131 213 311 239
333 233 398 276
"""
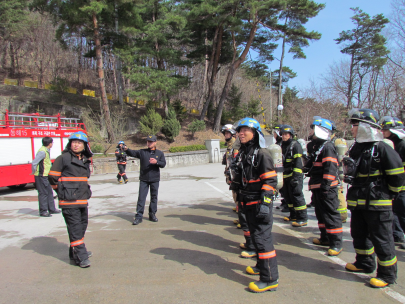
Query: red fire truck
0 110 87 188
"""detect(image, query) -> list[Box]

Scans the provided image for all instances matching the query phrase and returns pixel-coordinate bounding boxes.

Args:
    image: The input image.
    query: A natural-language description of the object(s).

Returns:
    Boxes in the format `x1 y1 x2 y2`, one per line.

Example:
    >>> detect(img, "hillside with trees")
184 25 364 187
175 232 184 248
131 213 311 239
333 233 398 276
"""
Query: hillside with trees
1 0 404 143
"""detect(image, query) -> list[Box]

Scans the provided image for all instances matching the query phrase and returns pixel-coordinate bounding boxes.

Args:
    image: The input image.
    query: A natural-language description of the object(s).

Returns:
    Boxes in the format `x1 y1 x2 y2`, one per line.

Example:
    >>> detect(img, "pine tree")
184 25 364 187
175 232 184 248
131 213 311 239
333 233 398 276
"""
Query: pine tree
335 7 389 109
0 0 29 76
31 0 138 142
120 0 190 116
162 107 181 142
139 109 164 135
212 0 324 132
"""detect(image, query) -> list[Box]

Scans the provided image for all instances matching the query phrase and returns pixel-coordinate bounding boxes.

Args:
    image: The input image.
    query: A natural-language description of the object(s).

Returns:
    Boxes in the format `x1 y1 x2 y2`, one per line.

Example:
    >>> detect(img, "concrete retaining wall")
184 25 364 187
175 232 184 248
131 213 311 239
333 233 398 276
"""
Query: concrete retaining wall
92 149 226 175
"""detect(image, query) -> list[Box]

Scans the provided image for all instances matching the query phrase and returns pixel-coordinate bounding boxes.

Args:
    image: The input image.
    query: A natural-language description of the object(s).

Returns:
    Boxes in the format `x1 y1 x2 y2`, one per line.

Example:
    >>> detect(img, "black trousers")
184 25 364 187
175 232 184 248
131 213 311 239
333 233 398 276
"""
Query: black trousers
245 206 279 282
392 213 404 241
284 176 307 221
239 191 278 282
62 207 89 263
117 164 127 180
35 175 57 215
312 188 342 249
237 199 255 250
350 209 397 284
393 191 405 240
136 180 159 219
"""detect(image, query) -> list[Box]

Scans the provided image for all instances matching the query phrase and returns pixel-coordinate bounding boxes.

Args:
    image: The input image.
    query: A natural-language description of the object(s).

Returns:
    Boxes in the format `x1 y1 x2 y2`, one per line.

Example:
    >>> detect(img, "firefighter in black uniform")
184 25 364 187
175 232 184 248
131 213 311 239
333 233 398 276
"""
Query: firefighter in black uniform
380 116 405 248
48 131 93 268
344 109 405 288
280 125 307 226
305 117 343 256
115 141 128 184
230 117 279 293
125 135 166 225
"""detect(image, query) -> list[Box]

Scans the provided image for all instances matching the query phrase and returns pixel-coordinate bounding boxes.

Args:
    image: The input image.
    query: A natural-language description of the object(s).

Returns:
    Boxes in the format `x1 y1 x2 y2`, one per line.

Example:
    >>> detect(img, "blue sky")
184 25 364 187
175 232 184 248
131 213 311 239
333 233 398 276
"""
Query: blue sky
265 0 392 91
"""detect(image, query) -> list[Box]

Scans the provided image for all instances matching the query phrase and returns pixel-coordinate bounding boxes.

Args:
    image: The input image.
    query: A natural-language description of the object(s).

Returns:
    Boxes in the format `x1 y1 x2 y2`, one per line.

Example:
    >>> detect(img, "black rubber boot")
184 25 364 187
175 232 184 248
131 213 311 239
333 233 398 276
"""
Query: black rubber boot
70 250 92 260
78 259 91 268
246 266 260 275
248 280 279 293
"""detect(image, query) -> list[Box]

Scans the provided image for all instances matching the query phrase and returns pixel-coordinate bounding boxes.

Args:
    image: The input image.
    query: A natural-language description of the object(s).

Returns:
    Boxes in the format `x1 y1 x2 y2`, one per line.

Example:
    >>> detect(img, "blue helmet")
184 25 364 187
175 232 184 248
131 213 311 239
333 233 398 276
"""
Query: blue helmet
118 141 125 145
311 116 333 131
235 117 262 133
69 131 89 143
235 117 266 148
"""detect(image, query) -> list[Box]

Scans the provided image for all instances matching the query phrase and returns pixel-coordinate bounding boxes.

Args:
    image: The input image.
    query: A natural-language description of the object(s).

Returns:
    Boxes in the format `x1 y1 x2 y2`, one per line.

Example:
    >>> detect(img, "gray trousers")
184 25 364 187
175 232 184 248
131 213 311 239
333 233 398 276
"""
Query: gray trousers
35 176 56 215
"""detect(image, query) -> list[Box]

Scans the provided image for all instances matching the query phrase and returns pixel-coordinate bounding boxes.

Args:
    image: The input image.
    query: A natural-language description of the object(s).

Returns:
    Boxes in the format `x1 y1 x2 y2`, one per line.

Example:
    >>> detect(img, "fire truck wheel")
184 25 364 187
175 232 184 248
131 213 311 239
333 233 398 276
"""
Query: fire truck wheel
7 184 27 189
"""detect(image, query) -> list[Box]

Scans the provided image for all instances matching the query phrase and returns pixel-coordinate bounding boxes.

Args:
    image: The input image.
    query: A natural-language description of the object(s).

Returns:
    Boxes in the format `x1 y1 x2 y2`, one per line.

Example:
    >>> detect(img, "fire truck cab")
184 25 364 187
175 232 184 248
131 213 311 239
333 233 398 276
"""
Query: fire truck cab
0 110 87 189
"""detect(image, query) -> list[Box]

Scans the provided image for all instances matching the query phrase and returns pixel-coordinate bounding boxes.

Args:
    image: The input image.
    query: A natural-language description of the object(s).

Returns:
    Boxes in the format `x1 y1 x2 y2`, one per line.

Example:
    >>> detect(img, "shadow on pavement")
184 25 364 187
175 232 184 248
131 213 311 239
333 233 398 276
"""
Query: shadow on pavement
162 230 239 254
188 204 234 214
154 234 361 284
165 214 232 226
17 208 38 216
151 247 250 286
90 211 134 223
223 226 244 236
276 248 362 283
21 236 70 264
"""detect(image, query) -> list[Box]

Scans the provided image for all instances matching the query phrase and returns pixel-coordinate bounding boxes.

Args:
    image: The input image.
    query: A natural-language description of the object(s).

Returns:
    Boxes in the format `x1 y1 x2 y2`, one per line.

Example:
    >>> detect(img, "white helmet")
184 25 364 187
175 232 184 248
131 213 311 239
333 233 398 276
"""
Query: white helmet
221 124 236 135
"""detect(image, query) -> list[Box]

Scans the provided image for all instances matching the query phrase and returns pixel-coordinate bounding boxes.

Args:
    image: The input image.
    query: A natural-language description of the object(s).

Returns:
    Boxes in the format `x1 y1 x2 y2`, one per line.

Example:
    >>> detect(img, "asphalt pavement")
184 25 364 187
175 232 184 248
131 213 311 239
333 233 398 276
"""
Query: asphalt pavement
1 163 405 303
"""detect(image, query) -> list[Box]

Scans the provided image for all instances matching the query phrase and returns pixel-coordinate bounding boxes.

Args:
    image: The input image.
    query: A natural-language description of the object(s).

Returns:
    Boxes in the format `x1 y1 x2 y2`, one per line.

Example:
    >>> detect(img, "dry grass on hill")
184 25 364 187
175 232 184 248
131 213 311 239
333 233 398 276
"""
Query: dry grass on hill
108 115 223 153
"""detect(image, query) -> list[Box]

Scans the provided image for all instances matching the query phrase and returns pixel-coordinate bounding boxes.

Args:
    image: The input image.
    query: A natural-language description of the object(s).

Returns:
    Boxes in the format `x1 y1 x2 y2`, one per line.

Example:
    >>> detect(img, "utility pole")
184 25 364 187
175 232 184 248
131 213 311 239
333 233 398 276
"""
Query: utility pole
115 2 124 105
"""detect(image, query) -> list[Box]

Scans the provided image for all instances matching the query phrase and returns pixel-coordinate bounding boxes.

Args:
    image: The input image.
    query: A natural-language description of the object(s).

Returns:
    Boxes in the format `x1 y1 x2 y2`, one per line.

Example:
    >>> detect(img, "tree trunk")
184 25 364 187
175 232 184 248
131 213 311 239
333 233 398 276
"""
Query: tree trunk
10 43 15 77
2 42 8 74
347 54 355 109
197 30 209 111
277 35 286 121
93 12 115 142
115 2 124 105
78 35 82 83
213 25 258 132
200 26 222 120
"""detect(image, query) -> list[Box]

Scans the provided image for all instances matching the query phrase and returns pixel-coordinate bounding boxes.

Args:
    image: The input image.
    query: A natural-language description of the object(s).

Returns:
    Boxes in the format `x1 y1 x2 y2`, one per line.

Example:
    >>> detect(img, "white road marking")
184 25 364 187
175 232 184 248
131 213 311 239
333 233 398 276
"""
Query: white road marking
205 182 233 200
275 222 405 303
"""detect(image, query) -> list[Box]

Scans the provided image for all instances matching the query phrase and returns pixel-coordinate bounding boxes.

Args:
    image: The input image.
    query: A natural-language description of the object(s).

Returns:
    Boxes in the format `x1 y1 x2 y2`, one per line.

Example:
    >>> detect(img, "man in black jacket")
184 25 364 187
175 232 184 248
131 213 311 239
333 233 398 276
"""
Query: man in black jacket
125 135 166 225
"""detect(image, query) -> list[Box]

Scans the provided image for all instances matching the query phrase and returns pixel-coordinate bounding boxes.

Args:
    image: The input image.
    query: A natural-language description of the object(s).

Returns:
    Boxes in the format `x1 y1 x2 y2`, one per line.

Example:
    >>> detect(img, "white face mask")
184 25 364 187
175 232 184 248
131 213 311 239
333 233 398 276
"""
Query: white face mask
356 122 383 143
314 125 331 140
390 128 405 140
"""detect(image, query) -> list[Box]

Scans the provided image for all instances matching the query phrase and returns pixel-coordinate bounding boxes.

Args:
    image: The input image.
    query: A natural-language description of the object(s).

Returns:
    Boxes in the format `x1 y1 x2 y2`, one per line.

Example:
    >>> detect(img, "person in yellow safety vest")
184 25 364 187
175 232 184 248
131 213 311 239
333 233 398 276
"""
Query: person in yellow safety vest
31 136 60 217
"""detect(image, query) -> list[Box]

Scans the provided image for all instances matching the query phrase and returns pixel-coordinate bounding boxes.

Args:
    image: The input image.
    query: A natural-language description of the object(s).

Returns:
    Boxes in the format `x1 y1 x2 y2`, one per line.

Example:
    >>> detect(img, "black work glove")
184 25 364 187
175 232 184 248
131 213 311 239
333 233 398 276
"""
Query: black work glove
256 196 272 222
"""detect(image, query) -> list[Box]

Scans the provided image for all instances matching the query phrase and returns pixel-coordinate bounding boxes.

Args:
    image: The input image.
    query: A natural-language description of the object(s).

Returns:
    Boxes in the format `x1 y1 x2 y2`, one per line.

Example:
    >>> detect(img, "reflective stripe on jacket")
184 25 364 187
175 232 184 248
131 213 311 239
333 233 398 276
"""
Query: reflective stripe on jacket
347 141 405 211
307 140 338 192
48 150 92 209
